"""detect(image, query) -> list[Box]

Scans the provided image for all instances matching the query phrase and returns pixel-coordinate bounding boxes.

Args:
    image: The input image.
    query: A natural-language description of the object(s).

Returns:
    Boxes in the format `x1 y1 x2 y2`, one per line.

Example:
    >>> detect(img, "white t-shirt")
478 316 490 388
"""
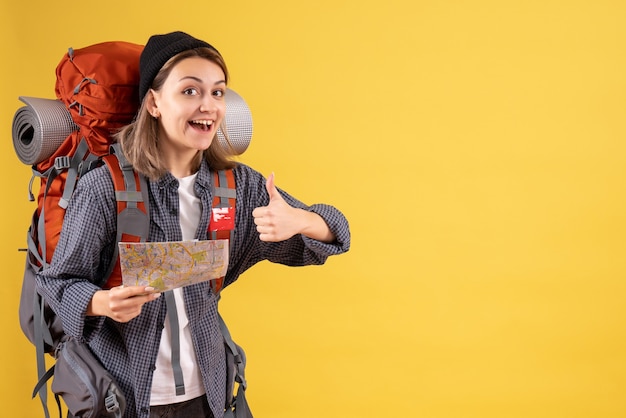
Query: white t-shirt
150 173 205 405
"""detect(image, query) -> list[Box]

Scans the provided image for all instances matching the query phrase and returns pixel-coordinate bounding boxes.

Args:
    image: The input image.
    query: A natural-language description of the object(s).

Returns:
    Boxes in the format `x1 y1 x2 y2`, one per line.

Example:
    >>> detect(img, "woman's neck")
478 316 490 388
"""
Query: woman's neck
164 151 200 179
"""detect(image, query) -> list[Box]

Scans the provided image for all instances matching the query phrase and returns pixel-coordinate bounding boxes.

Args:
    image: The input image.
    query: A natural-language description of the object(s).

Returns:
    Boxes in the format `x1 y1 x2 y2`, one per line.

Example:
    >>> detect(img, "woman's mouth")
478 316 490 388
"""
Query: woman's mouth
189 119 214 132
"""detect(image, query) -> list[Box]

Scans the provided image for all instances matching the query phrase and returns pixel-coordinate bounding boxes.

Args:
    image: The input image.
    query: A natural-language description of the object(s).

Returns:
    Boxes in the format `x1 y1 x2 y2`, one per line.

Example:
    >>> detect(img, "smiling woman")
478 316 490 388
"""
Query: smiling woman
34 30 351 418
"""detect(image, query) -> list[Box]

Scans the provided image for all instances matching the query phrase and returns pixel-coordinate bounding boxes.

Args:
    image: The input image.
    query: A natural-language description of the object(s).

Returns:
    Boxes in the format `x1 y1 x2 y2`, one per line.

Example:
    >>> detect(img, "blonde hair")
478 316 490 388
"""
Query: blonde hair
115 47 237 180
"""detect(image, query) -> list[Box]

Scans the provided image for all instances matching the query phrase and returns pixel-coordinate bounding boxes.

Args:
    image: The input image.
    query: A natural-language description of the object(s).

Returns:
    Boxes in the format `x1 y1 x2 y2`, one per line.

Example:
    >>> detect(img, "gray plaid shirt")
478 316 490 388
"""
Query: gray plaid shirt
36 159 350 418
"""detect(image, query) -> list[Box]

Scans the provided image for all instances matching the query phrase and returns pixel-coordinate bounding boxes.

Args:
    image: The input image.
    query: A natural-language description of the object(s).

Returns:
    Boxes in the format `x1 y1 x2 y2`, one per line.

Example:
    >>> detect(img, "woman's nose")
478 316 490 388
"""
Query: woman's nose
200 96 216 113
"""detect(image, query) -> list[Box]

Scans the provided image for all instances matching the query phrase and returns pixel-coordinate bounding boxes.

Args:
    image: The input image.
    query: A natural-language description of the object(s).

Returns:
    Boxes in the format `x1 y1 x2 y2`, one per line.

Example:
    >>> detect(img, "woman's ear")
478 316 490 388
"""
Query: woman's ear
146 89 160 118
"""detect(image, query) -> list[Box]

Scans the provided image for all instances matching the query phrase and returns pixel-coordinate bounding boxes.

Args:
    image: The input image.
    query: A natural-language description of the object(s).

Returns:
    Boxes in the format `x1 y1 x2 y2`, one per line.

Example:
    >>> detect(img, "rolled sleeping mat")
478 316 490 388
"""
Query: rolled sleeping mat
12 96 78 165
218 88 253 155
12 88 253 165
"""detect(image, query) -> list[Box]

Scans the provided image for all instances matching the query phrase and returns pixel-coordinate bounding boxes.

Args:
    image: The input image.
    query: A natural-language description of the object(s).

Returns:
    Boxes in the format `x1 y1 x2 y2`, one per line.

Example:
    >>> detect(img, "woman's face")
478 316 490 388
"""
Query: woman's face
149 56 227 162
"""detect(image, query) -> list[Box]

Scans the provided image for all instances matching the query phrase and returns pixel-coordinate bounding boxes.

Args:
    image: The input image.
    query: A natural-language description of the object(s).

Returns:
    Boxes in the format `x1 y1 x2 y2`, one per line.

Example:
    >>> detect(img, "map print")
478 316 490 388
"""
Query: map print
118 240 229 292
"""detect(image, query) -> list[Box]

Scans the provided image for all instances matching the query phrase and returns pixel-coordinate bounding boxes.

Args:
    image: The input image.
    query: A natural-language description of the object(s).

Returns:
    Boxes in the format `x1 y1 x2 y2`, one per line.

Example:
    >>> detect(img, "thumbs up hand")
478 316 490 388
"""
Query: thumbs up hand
252 173 300 242
253 172 337 243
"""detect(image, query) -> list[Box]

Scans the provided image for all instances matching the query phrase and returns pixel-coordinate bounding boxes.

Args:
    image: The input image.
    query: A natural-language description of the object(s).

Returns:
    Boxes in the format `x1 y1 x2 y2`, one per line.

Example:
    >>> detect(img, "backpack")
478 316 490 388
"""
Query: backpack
16 40 143 418
13 41 253 418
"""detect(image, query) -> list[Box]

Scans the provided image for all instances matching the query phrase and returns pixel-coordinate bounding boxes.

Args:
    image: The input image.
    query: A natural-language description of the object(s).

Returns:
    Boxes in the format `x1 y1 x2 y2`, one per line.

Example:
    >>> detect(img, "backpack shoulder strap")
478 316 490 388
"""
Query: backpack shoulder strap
209 168 236 294
30 137 101 269
209 169 252 417
220 310 253 418
100 144 150 289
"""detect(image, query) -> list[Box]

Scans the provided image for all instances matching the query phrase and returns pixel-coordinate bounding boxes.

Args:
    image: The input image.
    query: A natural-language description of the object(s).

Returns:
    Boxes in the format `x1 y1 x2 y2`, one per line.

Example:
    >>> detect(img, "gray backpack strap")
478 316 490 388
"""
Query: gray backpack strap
32 292 54 418
57 137 91 209
219 312 246 391
101 143 150 284
219 310 253 418
164 291 186 396
31 299 64 418
32 154 69 269
31 137 97 268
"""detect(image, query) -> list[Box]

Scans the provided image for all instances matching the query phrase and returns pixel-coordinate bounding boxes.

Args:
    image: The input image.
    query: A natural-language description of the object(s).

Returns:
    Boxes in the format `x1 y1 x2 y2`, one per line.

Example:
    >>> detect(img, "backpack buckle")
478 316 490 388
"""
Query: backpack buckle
77 158 100 177
53 341 64 359
105 392 120 413
54 156 70 171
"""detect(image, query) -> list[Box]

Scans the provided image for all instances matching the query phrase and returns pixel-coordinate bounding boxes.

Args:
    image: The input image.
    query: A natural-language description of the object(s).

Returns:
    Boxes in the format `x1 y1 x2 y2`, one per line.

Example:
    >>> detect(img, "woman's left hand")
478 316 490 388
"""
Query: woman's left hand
252 173 300 242
252 173 336 243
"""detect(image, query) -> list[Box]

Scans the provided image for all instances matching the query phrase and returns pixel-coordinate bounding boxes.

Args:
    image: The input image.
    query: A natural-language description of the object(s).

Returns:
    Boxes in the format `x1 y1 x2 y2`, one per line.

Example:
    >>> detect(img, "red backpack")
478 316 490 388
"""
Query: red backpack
33 41 144 269
17 41 145 418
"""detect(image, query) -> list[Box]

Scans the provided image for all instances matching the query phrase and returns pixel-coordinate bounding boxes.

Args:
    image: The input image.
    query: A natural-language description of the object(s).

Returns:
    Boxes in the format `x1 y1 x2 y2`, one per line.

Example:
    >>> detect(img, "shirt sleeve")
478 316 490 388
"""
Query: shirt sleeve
303 202 351 255
35 166 117 341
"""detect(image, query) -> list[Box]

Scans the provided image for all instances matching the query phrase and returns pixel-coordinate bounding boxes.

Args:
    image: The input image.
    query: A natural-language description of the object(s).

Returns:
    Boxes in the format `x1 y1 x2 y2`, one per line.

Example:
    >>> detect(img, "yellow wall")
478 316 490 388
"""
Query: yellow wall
2 1 625 417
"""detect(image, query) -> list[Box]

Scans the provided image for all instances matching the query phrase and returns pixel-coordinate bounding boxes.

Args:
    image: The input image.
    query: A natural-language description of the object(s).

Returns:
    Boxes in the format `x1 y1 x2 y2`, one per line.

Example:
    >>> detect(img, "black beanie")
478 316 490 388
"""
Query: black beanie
139 31 218 100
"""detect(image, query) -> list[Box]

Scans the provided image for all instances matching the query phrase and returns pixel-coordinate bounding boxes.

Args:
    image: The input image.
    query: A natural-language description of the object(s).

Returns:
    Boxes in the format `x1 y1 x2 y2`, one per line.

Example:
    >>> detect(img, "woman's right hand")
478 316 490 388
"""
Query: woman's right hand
87 285 161 322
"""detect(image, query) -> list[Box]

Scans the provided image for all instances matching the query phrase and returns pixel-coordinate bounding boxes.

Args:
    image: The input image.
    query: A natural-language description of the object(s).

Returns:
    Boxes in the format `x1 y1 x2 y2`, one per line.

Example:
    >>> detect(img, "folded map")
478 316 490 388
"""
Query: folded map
118 240 229 292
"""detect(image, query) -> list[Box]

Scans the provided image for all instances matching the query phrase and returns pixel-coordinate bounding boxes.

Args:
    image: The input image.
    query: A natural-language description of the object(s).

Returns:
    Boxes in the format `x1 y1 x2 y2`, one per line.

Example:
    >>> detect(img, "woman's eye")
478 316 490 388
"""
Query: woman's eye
183 87 199 96
213 89 225 98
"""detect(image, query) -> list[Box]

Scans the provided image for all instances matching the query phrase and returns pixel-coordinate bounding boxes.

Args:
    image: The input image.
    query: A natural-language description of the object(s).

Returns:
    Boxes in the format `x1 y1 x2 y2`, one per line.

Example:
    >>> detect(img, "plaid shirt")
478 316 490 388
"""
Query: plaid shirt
36 160 350 418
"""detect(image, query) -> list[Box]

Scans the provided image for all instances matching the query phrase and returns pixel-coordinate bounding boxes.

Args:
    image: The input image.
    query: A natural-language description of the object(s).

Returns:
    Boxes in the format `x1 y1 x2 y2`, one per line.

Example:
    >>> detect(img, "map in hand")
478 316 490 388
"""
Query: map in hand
118 240 229 292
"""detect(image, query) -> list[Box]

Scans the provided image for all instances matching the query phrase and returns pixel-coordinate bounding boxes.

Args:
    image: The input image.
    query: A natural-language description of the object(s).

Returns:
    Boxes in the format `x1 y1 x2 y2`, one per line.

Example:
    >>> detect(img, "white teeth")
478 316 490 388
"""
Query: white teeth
191 120 213 126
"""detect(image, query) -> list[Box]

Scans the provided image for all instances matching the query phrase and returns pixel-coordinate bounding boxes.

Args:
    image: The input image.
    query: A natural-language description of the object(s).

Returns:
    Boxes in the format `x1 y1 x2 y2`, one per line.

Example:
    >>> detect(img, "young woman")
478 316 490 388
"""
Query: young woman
36 31 350 418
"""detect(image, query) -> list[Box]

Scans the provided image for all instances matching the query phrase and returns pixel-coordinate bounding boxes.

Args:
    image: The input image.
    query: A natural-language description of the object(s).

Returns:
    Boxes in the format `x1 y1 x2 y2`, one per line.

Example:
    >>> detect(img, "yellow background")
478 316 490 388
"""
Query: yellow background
2 1 625 417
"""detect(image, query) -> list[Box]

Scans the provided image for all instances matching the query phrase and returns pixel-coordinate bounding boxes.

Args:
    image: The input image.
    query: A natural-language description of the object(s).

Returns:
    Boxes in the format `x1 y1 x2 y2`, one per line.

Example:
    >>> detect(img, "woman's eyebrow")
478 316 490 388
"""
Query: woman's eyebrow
178 76 226 85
